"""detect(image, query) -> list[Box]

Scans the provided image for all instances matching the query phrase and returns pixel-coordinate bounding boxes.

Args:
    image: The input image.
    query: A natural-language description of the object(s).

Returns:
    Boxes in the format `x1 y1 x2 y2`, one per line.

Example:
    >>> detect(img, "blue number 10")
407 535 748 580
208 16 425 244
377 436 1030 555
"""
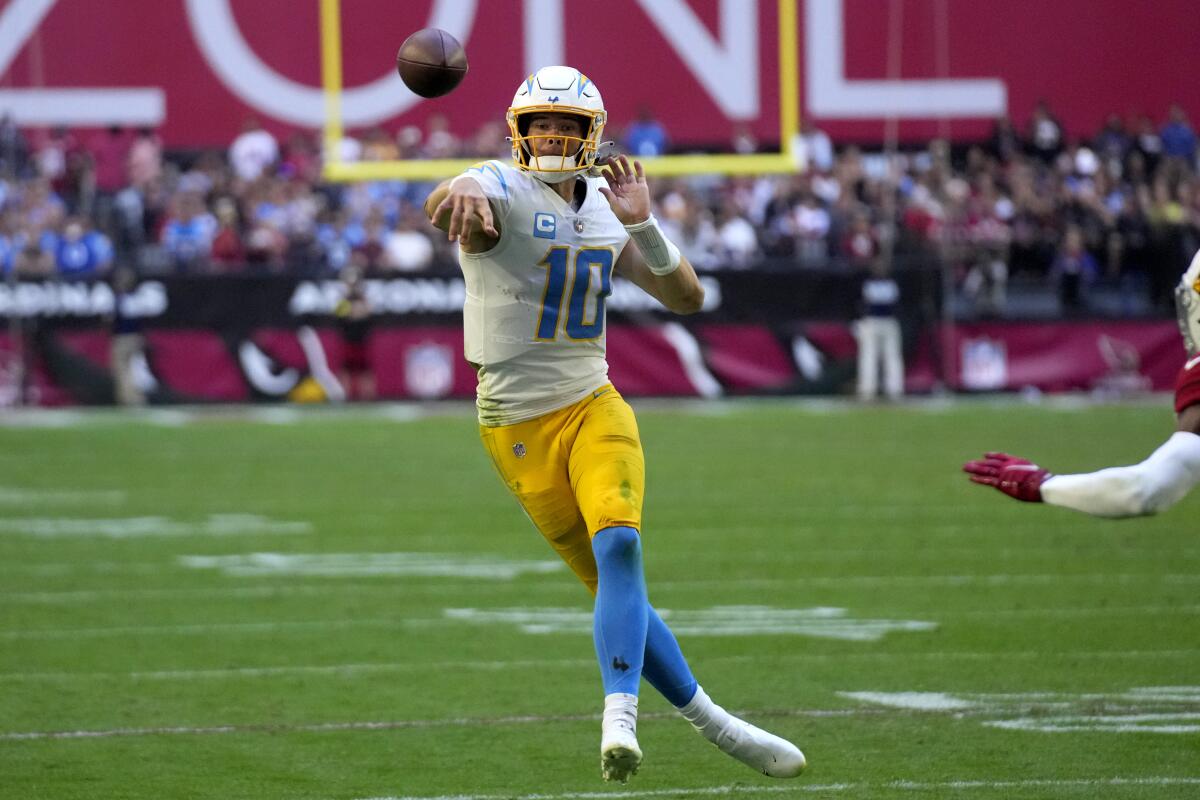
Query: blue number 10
535 246 614 341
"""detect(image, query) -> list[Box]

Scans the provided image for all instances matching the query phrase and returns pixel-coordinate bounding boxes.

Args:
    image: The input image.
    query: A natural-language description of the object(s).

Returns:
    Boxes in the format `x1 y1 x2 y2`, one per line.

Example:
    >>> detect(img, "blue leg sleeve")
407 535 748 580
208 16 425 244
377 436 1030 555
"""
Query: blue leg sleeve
643 605 699 707
591 526 648 696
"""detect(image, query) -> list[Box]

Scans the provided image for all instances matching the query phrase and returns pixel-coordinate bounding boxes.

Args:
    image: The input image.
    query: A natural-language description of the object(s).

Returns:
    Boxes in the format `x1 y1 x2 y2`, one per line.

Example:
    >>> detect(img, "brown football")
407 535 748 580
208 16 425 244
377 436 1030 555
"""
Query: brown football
396 28 468 98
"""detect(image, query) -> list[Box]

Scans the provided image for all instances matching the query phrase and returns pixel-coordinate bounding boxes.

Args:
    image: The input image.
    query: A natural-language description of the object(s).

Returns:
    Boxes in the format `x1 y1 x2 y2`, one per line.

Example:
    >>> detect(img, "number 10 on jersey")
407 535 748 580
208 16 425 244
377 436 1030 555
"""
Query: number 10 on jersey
535 246 614 341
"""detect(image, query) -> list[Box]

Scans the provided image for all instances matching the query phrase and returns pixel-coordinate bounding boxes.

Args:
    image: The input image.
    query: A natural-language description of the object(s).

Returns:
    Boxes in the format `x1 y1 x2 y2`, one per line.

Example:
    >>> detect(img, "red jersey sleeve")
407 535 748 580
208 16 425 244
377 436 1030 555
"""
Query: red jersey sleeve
1175 357 1200 414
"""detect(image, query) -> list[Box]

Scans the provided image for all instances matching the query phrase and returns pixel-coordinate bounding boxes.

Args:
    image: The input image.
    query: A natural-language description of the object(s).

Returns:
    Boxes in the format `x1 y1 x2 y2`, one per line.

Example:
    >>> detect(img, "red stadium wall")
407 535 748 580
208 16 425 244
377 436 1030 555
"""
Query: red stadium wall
1 0 1196 147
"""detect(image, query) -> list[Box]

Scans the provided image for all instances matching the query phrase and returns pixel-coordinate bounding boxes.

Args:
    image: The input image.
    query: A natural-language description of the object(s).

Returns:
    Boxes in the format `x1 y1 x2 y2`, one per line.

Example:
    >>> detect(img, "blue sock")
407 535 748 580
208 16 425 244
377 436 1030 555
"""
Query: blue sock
591 526 648 696
643 606 699 707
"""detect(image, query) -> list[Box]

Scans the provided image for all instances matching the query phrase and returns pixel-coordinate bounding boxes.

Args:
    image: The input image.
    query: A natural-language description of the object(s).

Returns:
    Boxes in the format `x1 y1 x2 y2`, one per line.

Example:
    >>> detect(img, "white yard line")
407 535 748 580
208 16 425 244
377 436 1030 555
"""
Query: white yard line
0 708 867 742
5 569 1199 588
2 650 1197 683
350 777 1200 800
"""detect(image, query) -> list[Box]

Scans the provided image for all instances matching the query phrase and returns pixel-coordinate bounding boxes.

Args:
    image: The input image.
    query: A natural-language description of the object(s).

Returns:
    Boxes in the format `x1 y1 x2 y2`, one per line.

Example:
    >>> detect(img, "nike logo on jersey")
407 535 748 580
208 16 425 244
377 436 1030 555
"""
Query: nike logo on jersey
593 388 611 399
1186 354 1200 372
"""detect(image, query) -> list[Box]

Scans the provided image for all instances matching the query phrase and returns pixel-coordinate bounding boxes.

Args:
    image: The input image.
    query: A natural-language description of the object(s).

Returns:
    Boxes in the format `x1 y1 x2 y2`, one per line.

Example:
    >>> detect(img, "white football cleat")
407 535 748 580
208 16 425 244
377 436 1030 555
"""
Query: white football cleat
710 716 806 778
679 686 806 778
600 724 642 783
600 692 642 783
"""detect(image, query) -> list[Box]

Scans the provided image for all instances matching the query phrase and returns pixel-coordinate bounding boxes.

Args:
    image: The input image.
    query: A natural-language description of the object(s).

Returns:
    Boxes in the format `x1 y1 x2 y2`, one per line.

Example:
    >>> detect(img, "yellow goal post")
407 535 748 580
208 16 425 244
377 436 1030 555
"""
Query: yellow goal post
319 0 799 182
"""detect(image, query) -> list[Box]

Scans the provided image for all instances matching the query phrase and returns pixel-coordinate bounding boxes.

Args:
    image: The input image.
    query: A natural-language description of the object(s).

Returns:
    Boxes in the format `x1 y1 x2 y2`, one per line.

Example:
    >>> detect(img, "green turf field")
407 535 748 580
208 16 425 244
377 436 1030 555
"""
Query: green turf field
1 400 1197 800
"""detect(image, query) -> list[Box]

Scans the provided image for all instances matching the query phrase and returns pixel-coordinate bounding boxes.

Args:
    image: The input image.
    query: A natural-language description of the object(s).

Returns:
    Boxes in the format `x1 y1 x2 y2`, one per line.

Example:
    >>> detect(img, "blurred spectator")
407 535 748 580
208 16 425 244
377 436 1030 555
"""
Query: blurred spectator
1027 100 1063 163
1133 114 1164 173
0 113 31 179
161 192 217 271
423 114 460 159
87 125 134 197
109 267 146 406
1160 105 1197 165
18 178 66 231
209 197 245 269
334 266 375 402
384 210 435 271
49 216 113 280
244 220 287 269
624 107 668 157
715 202 759 267
229 117 279 182
987 116 1021 164
1051 225 1099 313
127 127 163 190
12 219 52 277
840 212 878 268
316 208 364 274
793 193 831 266
362 127 400 162
661 198 720 270
730 123 757 155
855 260 904 401
280 132 321 183
1094 113 1130 169
799 120 834 173
351 210 389 274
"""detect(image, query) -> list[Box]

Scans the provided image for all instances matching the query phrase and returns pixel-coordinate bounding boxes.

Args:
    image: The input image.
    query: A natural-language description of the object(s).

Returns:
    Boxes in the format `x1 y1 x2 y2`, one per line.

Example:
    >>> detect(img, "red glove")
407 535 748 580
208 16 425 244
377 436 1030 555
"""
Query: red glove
962 452 1051 502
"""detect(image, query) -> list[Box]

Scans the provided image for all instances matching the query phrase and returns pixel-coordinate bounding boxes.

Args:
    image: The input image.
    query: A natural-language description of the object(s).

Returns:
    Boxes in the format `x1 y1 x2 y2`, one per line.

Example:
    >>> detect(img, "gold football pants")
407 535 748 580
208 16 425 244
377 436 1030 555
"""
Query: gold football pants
479 385 645 593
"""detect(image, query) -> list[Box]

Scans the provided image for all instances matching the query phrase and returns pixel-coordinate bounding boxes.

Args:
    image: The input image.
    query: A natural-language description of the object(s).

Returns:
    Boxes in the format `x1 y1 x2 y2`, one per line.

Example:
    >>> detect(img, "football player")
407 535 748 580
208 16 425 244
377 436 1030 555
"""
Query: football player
424 66 805 783
963 249 1200 516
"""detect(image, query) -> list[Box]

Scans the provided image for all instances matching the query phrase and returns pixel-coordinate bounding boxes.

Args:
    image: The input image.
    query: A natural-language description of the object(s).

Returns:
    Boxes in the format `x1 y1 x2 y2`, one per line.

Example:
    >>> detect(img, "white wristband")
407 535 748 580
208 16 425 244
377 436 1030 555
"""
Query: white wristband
624 214 682 276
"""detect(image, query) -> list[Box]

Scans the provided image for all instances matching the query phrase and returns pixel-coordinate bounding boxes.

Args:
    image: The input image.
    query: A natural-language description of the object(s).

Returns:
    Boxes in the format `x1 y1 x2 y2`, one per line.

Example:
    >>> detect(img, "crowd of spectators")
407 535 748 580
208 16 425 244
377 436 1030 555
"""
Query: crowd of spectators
1 102 1198 318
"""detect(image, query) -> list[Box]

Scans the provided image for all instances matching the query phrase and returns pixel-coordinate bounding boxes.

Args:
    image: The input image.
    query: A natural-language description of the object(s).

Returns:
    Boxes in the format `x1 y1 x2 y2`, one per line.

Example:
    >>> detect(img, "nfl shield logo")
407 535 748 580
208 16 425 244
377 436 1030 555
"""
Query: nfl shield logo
512 442 527 458
573 219 585 234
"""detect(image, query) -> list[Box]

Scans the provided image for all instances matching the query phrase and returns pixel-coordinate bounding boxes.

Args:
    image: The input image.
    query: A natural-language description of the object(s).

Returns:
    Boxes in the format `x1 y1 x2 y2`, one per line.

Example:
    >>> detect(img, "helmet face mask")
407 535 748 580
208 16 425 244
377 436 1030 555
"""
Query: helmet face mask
508 67 606 184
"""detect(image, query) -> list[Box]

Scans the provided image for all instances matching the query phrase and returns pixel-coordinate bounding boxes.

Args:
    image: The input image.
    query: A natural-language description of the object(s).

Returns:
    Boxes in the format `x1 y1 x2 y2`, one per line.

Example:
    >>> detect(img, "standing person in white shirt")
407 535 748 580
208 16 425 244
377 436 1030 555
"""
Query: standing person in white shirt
855 260 904 401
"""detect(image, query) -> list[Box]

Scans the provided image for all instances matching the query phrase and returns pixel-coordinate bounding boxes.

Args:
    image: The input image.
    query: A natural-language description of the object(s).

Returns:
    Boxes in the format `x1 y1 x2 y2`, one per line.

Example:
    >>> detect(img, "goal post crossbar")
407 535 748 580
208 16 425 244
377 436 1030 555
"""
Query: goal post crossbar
319 0 800 182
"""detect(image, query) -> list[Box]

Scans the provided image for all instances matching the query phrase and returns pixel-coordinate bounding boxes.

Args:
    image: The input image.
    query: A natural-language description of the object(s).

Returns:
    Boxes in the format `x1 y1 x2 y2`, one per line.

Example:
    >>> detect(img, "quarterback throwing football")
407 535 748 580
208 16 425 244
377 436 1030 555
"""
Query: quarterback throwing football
964 249 1200 516
424 66 806 783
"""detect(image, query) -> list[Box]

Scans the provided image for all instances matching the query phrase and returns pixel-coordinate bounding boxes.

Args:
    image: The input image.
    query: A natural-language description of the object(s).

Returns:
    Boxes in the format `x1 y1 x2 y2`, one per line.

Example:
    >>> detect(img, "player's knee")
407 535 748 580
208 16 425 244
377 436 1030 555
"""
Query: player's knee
592 525 642 565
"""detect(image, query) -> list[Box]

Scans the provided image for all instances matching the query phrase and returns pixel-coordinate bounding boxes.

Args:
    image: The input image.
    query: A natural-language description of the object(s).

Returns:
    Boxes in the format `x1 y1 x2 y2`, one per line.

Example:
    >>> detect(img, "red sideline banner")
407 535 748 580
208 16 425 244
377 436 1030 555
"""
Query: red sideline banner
906 321 1188 395
1 318 1185 407
1 0 1196 145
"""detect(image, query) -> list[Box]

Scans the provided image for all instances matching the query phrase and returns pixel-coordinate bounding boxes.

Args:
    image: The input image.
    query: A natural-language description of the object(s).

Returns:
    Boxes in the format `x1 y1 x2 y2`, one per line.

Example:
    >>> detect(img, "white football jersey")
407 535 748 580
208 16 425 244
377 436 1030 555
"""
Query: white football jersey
457 160 629 426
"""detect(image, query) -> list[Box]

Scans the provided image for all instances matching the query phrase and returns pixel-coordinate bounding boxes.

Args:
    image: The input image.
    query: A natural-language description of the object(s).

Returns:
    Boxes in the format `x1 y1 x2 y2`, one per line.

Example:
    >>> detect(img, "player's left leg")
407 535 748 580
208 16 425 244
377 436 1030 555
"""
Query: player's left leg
569 388 649 782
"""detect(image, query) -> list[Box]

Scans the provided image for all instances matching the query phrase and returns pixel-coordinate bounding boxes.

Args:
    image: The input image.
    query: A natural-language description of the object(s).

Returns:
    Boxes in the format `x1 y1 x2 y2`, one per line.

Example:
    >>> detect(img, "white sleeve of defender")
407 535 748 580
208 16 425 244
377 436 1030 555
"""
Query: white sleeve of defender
1040 431 1200 518
453 161 513 220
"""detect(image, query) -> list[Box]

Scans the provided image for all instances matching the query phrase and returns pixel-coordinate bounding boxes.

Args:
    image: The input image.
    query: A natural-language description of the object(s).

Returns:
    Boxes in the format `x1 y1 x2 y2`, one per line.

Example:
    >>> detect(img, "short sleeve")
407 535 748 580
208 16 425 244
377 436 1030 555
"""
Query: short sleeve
458 161 513 220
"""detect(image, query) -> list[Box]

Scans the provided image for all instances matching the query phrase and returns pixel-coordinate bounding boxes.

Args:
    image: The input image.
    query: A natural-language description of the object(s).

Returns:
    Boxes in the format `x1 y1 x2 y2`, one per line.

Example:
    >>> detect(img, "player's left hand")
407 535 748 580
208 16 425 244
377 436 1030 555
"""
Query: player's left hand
599 155 651 226
962 452 1050 502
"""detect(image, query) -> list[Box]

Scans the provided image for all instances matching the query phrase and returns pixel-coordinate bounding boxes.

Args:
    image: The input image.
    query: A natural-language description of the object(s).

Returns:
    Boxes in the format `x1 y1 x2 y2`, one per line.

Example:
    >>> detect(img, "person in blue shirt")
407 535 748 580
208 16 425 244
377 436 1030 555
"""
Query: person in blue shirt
50 218 113 280
623 106 668 157
1160 105 1197 164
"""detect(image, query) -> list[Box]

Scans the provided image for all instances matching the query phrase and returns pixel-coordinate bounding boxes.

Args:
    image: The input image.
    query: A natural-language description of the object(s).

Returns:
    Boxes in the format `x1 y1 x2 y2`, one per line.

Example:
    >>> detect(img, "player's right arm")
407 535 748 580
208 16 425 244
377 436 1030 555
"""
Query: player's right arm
424 176 501 253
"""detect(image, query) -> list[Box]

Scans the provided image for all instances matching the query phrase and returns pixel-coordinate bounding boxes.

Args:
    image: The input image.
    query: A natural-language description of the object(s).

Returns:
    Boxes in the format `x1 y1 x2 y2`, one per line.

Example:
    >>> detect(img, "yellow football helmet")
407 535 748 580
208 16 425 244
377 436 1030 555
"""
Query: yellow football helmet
507 66 606 183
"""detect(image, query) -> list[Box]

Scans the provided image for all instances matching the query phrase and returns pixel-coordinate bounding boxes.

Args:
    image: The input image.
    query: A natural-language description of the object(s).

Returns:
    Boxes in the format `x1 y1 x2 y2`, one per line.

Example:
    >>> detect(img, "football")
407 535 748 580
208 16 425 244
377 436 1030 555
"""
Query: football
396 28 468 98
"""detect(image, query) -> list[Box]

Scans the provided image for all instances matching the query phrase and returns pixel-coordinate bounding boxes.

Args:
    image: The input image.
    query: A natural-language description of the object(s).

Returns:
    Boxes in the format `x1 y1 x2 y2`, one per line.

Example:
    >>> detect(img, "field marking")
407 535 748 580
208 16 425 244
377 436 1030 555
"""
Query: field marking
178 552 565 579
4 650 1198 684
0 487 126 506
445 606 936 642
353 777 1200 800
0 514 311 538
0 708 868 742
842 686 1200 735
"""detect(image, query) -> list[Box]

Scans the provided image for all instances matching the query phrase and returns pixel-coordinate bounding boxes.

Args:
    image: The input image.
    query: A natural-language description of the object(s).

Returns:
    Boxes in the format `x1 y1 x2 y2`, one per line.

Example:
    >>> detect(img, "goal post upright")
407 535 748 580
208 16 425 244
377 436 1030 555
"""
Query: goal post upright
320 0 800 182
